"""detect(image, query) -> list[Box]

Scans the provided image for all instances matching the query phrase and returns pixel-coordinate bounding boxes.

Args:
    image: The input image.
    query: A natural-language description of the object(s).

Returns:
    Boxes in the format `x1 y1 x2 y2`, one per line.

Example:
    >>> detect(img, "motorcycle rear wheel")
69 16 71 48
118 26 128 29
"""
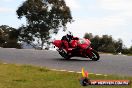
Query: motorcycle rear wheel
58 49 71 60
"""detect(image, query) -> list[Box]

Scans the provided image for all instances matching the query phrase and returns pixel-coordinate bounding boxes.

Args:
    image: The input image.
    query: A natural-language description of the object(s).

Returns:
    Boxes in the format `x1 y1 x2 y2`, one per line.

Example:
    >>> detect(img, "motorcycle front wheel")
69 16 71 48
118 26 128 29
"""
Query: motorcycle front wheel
87 50 100 61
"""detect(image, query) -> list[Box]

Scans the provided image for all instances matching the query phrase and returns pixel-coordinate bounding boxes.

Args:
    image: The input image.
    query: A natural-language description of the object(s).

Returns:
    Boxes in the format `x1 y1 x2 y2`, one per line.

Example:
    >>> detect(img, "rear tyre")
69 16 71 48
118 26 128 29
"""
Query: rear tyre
58 49 71 60
88 50 100 61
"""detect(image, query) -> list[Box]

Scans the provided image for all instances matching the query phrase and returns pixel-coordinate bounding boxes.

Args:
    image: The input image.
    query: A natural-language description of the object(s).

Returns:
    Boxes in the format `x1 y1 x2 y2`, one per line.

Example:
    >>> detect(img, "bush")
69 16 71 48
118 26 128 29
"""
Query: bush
2 40 22 49
122 48 130 54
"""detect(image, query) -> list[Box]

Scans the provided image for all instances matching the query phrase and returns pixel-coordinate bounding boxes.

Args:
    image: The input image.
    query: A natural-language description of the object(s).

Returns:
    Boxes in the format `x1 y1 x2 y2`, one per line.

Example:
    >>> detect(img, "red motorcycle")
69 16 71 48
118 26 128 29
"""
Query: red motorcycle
52 38 100 61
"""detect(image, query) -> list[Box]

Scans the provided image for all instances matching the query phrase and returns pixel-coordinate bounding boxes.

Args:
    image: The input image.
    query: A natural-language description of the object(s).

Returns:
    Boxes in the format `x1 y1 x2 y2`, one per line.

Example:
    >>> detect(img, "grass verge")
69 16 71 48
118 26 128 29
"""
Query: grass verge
0 62 131 88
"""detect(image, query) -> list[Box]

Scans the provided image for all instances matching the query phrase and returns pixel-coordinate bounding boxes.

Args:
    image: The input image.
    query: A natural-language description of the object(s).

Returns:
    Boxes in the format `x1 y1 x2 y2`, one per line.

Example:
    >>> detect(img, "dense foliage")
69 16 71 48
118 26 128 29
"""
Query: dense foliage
0 25 21 48
16 0 73 49
84 33 132 54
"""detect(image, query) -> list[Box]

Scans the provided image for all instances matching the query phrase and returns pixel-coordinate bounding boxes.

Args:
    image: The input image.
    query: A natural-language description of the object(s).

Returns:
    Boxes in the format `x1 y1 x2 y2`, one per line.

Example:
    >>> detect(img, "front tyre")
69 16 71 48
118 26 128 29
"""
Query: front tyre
88 50 100 61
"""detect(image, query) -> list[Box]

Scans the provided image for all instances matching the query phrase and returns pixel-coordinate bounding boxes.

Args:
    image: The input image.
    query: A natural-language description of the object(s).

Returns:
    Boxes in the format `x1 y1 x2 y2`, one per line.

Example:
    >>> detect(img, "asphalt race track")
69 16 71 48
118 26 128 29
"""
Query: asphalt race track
0 48 132 76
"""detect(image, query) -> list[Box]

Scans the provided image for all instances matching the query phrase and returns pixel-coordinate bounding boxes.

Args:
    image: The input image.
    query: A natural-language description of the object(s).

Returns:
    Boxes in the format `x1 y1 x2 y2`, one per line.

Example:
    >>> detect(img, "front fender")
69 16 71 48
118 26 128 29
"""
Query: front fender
86 47 93 57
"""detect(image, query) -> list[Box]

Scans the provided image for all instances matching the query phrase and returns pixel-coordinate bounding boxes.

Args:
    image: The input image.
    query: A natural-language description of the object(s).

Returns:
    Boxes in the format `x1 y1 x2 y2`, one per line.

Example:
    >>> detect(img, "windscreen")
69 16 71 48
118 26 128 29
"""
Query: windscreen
78 39 86 44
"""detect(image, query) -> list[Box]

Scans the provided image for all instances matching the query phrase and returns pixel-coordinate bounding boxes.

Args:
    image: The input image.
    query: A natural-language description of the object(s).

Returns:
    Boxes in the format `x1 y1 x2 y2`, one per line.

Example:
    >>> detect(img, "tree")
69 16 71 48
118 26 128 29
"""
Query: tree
84 33 93 40
83 33 130 53
16 0 73 49
122 47 130 54
129 46 132 54
0 25 21 48
114 38 123 53
91 35 101 51
98 35 115 52
0 28 5 45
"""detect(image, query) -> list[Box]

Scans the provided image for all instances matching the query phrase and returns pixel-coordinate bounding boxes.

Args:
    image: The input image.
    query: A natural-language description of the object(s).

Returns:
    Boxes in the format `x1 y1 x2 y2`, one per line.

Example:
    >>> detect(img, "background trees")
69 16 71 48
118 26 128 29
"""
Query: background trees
0 0 131 54
0 25 21 48
16 0 73 49
83 32 132 54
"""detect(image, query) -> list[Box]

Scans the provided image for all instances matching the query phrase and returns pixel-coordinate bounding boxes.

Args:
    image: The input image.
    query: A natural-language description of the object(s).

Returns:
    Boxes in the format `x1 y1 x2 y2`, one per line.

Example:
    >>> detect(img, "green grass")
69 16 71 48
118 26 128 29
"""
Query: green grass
0 63 131 88
126 54 132 56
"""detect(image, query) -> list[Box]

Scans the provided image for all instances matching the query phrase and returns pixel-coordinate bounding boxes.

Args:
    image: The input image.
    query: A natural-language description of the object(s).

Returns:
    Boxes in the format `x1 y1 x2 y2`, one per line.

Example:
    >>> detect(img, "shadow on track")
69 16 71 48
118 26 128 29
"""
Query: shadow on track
52 58 96 62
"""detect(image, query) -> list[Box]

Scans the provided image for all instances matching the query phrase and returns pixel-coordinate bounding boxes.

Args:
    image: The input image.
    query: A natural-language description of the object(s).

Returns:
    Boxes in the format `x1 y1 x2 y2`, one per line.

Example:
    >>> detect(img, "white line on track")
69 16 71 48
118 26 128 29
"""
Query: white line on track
50 69 108 76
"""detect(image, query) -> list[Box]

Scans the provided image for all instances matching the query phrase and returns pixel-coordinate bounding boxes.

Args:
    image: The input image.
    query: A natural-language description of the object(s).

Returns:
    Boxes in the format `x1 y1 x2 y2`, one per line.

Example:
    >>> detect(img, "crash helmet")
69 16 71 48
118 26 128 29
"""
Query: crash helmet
66 31 73 42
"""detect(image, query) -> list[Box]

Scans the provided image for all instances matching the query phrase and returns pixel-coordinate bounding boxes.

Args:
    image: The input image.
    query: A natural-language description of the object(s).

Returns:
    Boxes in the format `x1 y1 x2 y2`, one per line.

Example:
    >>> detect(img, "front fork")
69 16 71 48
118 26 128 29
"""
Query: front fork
86 47 93 58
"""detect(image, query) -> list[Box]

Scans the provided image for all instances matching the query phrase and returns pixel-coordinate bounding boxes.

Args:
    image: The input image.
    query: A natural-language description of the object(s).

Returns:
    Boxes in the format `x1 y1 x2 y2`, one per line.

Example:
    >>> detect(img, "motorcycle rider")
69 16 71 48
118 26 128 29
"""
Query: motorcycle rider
61 31 79 55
